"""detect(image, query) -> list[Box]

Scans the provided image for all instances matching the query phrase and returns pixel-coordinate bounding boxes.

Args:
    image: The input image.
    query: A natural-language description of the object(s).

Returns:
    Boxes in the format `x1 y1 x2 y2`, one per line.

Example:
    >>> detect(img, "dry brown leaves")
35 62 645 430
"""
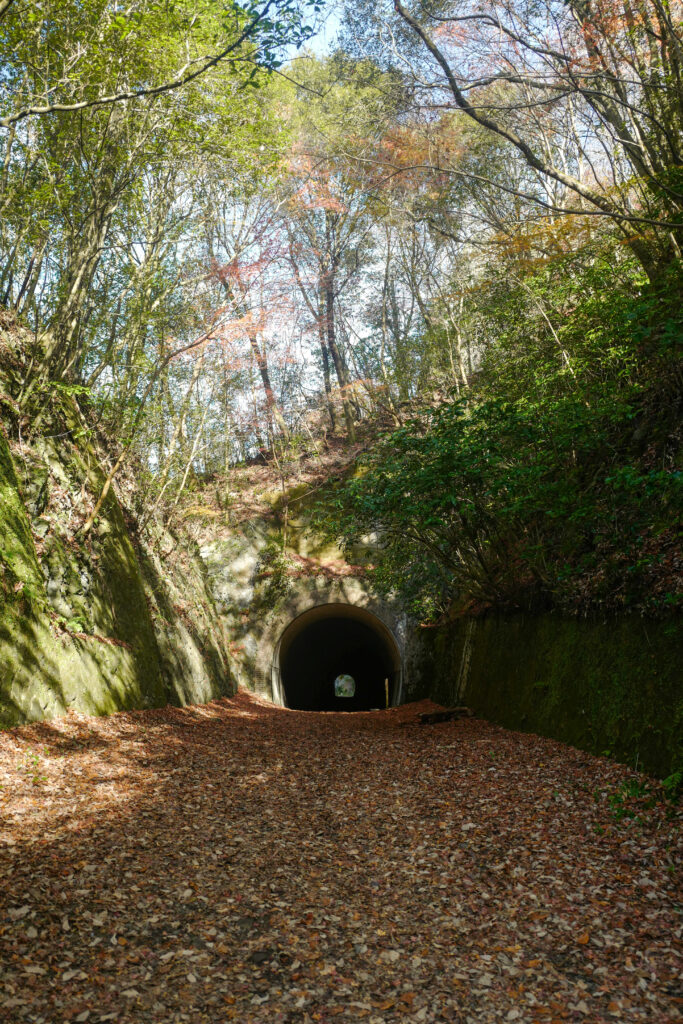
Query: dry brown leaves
0 693 681 1024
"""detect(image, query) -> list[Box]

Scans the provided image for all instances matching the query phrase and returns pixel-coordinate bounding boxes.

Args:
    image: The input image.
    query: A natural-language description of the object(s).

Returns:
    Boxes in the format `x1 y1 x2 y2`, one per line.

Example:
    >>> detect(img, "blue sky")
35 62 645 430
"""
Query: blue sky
309 4 342 54
285 1 341 60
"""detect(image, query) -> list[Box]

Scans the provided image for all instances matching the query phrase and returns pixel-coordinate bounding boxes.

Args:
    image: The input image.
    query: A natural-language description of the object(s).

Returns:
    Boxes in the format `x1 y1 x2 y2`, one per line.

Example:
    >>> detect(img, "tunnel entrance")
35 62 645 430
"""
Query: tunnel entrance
274 604 402 711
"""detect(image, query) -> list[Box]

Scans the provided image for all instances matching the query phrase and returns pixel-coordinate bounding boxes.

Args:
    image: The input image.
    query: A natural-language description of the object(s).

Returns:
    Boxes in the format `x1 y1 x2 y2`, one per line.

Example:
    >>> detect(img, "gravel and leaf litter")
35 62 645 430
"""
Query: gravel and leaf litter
0 691 681 1023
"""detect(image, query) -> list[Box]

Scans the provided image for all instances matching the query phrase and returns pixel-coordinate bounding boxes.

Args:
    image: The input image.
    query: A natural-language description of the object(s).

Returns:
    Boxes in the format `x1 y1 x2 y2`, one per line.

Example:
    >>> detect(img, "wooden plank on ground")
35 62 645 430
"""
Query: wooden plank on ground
418 707 474 725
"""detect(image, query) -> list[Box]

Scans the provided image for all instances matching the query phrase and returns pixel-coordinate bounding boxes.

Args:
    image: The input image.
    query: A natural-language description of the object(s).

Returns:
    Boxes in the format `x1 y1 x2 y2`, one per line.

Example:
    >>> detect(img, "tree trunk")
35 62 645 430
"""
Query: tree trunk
317 283 337 431
324 212 355 441
325 277 356 442
288 241 336 431
218 276 289 441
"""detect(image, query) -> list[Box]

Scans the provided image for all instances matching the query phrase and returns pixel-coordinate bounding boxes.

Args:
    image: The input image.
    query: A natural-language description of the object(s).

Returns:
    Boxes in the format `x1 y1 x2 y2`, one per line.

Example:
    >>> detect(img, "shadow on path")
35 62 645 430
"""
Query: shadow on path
0 692 680 1023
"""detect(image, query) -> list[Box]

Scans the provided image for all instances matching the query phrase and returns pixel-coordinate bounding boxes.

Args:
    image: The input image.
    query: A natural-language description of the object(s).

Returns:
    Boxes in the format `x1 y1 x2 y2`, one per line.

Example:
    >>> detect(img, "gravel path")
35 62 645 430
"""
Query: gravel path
1 692 681 1023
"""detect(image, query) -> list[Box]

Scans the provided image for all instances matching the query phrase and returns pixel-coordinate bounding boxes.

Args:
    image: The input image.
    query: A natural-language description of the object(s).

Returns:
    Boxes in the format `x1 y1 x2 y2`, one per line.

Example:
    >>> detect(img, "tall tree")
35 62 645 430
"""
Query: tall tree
0 0 320 383
342 0 683 278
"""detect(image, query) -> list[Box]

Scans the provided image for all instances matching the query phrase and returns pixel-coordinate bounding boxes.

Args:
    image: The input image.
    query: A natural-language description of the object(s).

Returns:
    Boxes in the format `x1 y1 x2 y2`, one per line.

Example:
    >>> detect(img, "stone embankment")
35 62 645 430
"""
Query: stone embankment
0 314 234 726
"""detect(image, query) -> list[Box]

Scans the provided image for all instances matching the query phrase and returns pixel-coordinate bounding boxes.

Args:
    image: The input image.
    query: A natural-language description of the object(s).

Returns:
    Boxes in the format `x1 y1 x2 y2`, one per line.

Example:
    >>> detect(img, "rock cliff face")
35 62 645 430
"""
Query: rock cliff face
0 314 235 727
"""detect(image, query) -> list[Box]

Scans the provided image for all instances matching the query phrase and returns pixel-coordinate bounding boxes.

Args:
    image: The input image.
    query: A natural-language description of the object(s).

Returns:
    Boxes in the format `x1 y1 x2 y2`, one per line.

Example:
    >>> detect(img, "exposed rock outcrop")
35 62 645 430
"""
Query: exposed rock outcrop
0 313 234 727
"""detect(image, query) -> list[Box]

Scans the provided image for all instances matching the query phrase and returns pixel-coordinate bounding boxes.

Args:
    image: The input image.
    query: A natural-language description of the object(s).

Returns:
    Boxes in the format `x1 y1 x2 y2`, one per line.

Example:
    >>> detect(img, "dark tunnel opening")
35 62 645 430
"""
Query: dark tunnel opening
277 605 401 711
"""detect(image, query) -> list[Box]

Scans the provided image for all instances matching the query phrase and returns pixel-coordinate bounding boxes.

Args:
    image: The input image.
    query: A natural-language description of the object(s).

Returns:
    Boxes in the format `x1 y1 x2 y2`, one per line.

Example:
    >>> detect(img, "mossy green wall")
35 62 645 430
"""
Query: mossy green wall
0 431 169 726
1 422 235 728
421 612 682 778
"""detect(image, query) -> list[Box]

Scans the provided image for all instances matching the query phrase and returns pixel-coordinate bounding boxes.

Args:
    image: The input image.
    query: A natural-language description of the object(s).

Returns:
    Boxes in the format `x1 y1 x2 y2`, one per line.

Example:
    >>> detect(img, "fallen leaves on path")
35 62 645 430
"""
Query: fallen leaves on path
0 693 681 1023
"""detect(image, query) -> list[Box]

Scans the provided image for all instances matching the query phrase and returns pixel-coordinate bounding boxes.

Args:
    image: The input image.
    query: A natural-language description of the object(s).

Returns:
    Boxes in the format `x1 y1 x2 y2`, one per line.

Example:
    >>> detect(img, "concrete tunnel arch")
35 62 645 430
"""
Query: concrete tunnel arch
272 603 403 711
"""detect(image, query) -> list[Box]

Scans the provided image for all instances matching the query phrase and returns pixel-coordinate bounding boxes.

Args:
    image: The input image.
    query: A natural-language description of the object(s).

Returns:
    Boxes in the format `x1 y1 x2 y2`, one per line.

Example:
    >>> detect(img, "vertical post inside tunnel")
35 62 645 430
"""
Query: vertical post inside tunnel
273 604 402 711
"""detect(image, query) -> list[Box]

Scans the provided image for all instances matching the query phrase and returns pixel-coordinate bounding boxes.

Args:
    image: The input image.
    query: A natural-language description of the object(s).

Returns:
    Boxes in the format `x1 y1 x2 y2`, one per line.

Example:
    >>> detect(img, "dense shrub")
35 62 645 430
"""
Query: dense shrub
316 250 682 620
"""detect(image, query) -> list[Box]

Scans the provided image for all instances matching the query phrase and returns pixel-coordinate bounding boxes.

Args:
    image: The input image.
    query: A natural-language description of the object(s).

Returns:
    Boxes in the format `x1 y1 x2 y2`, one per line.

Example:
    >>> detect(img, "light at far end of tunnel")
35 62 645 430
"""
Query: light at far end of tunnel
277 606 400 712
334 674 356 698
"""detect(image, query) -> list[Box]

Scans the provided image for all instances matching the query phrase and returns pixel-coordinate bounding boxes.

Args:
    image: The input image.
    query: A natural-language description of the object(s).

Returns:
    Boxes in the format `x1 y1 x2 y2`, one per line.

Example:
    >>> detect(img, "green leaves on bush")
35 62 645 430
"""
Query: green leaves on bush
314 252 682 620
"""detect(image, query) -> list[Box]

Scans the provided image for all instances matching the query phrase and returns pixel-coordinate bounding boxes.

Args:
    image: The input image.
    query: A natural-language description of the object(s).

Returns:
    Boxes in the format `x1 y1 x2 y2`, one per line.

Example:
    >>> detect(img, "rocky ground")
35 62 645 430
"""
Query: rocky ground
0 693 681 1023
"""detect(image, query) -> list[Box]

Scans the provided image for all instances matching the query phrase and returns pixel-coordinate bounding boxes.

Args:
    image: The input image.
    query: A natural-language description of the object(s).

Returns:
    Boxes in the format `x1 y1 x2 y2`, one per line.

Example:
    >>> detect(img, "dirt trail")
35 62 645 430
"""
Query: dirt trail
1 692 680 1023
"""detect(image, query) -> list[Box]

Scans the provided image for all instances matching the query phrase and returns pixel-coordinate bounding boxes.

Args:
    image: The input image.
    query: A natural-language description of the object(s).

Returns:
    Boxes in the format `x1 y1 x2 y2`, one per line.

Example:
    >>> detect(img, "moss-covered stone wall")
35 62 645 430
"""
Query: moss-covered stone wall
1 316 235 728
417 612 682 778
0 420 236 728
0 429 165 725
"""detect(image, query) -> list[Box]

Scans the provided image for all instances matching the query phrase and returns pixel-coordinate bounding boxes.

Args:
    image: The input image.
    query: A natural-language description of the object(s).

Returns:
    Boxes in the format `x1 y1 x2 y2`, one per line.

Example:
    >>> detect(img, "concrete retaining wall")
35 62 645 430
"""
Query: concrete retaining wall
415 611 682 778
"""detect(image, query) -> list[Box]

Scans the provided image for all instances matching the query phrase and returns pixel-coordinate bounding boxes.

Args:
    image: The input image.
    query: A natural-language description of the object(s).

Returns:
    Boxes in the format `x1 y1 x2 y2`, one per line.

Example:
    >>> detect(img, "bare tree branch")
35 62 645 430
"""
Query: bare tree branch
393 0 632 225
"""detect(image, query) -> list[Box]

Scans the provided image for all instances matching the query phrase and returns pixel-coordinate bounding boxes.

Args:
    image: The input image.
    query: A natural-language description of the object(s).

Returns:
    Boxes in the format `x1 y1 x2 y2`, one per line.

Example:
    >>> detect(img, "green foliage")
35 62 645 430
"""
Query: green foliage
0 0 319 390
607 778 657 822
601 771 680 826
254 540 294 611
315 248 682 619
16 749 48 786
661 769 682 803
0 0 319 122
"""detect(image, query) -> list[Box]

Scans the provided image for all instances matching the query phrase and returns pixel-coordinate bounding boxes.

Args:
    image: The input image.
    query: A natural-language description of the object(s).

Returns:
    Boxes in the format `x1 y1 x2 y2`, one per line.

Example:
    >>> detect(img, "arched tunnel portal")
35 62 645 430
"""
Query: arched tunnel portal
273 604 403 711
